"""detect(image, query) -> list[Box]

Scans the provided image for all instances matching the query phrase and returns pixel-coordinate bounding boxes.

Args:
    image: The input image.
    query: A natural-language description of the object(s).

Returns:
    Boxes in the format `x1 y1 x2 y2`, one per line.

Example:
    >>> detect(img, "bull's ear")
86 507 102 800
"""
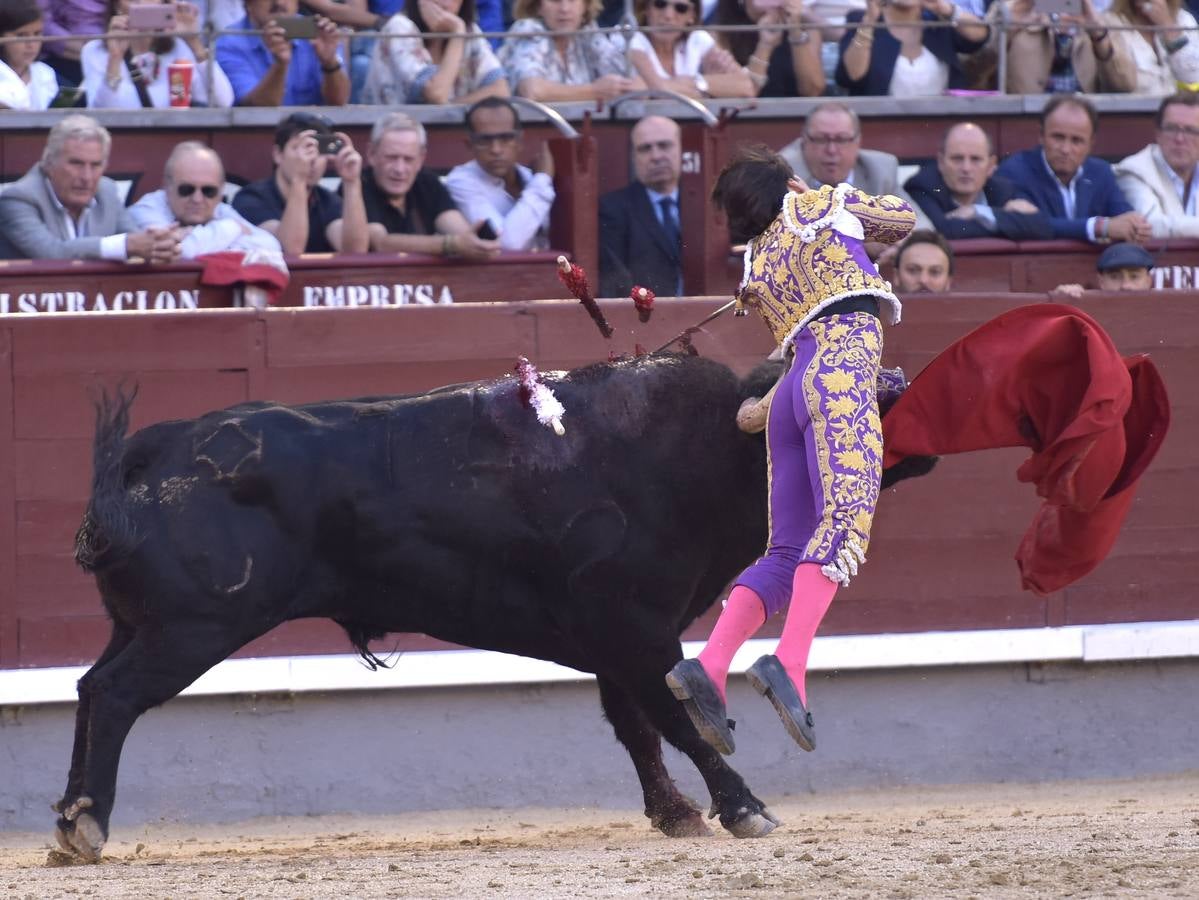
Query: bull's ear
880 455 938 490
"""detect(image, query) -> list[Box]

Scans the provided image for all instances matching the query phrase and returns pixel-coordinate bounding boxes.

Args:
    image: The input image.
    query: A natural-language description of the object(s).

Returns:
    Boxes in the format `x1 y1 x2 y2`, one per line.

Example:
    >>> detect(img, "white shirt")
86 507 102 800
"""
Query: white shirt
42 175 128 260
1156 145 1199 217
887 47 948 97
1040 150 1099 242
129 189 281 258
444 160 555 252
0 59 58 110
81 38 234 109
627 30 716 79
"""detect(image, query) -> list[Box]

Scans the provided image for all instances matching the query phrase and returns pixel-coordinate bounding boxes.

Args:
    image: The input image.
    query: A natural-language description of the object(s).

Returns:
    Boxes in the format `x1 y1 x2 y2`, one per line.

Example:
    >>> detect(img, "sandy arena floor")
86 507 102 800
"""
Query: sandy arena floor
2 774 1197 899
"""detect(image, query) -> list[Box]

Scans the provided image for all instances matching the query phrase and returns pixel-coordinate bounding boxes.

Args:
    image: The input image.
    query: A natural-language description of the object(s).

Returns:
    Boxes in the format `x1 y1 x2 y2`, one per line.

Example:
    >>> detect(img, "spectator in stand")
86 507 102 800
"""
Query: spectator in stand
360 112 501 259
446 97 555 251
905 122 1053 241
82 0 233 108
0 114 179 263
892 228 954 293
627 0 753 98
1098 0 1199 94
997 94 1152 245
216 0 349 106
37 0 107 87
707 0 825 97
1115 93 1199 239
967 0 1131 94
1052 242 1155 296
0 0 59 110
778 102 929 256
836 0 989 96
232 112 369 255
363 0 509 104
498 0 640 101
332 0 504 101
130 142 281 257
599 115 684 298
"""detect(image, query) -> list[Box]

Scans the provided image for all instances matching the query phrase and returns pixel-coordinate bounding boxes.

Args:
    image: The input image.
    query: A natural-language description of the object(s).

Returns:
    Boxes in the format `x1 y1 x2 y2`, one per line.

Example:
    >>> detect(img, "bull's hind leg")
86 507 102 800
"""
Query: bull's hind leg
54 620 136 840
55 618 273 862
595 676 710 837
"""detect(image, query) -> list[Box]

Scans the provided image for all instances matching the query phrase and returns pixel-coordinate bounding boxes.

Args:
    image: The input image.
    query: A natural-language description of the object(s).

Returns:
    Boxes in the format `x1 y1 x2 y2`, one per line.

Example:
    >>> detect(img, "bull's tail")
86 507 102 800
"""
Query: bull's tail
74 386 140 572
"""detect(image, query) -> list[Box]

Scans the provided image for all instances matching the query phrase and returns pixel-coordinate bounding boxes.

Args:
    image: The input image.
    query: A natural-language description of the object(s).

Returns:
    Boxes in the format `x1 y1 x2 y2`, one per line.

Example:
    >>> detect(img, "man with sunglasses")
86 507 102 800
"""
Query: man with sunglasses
130 142 281 258
445 97 555 252
1114 92 1199 240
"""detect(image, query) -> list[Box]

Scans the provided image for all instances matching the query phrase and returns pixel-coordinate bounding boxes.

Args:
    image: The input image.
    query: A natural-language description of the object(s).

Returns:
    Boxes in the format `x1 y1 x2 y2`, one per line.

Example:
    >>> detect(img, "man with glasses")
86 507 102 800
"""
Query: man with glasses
130 142 281 258
233 111 369 255
778 101 927 243
360 112 500 260
1115 92 1199 239
0 114 179 263
445 97 556 252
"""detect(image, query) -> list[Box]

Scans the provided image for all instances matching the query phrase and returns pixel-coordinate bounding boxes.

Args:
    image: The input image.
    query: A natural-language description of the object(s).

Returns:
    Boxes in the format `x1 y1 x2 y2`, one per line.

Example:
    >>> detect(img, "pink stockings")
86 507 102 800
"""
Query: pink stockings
697 563 837 706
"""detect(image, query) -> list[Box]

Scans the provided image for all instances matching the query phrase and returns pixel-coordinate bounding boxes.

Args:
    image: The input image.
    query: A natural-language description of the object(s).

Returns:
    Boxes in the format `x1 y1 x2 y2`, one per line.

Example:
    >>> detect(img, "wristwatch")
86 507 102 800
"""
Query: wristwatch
694 73 710 97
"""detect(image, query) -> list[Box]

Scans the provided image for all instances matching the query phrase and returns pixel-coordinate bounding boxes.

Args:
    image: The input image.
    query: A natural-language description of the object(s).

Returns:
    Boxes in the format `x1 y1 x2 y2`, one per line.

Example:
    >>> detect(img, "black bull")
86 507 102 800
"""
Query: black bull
56 353 929 861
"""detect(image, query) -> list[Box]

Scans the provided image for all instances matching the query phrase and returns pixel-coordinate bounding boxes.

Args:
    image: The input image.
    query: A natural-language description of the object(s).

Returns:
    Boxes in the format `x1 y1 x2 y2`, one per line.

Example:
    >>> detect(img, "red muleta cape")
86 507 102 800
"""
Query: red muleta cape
881 303 1170 595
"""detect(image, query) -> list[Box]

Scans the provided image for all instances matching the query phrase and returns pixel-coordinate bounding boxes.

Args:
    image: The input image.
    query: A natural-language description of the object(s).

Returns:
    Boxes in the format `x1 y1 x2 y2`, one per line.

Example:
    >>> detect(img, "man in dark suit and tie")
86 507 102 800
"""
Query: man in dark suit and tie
598 115 684 298
996 94 1152 245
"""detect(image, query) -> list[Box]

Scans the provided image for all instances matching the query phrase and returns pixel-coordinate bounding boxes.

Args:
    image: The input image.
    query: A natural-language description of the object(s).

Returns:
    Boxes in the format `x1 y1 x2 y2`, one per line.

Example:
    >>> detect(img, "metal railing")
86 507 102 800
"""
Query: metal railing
4 12 1197 109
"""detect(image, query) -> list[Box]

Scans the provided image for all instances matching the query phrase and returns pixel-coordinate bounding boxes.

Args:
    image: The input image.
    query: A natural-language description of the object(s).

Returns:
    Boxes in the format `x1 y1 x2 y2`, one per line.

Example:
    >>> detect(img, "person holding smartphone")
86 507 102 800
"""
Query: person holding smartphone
836 0 989 95
82 0 234 107
706 0 825 98
216 0 349 106
233 112 369 255
0 0 60 110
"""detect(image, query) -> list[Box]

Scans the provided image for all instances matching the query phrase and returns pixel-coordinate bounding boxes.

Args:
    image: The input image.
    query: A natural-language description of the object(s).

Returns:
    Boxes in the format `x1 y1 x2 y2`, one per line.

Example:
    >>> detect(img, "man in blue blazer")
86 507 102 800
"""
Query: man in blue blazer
996 94 1152 245
905 122 1053 241
599 116 684 299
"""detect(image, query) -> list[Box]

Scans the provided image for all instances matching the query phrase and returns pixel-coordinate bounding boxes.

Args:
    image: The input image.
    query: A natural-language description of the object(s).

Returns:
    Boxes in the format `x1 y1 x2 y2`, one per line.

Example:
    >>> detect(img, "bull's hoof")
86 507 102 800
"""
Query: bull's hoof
651 808 712 838
724 806 782 839
57 812 105 863
62 795 93 822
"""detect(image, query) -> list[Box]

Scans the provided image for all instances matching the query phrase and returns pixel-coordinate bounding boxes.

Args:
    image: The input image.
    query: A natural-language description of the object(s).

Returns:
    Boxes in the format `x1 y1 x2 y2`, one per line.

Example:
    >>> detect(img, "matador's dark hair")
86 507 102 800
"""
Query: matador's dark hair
711 144 792 244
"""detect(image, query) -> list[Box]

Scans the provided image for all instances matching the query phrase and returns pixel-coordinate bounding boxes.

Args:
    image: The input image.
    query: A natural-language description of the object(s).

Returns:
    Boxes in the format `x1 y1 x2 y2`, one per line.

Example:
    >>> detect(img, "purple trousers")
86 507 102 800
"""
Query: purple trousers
736 312 885 617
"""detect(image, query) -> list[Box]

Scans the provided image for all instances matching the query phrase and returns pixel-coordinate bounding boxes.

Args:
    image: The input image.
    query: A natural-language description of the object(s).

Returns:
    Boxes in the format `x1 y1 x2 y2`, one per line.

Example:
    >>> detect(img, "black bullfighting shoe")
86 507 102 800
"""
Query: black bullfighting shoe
746 655 816 752
665 659 736 755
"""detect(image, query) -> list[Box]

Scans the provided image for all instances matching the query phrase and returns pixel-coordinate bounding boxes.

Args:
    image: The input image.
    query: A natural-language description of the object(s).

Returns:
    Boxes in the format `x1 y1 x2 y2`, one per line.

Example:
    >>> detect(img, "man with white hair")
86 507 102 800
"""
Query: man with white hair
362 111 500 260
0 114 179 262
130 142 281 258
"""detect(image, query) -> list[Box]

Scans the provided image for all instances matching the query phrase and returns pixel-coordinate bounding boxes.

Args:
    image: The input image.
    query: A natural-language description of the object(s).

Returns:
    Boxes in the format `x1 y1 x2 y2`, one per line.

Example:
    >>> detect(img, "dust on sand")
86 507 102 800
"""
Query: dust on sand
3 774 1197 899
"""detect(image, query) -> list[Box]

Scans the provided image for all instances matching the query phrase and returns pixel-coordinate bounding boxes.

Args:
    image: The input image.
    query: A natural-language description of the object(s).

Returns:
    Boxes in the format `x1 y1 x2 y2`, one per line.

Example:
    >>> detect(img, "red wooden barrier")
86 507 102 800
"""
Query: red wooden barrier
0 294 1192 670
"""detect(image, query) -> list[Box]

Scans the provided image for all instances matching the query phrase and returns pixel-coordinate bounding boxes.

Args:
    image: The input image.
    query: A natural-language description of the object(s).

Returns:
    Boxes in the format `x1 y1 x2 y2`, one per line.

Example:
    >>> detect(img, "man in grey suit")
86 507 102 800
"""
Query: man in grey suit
778 101 928 230
0 115 180 263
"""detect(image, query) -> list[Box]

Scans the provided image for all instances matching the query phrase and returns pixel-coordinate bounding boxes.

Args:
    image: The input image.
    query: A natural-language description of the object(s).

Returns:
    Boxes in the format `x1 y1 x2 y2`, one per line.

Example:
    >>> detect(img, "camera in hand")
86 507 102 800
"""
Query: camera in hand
315 133 345 156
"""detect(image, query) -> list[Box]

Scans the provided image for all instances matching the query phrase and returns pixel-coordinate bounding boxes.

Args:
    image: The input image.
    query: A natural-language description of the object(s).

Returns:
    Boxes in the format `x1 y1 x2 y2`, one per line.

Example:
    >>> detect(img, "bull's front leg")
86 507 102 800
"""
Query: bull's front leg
595 676 710 837
601 652 780 839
